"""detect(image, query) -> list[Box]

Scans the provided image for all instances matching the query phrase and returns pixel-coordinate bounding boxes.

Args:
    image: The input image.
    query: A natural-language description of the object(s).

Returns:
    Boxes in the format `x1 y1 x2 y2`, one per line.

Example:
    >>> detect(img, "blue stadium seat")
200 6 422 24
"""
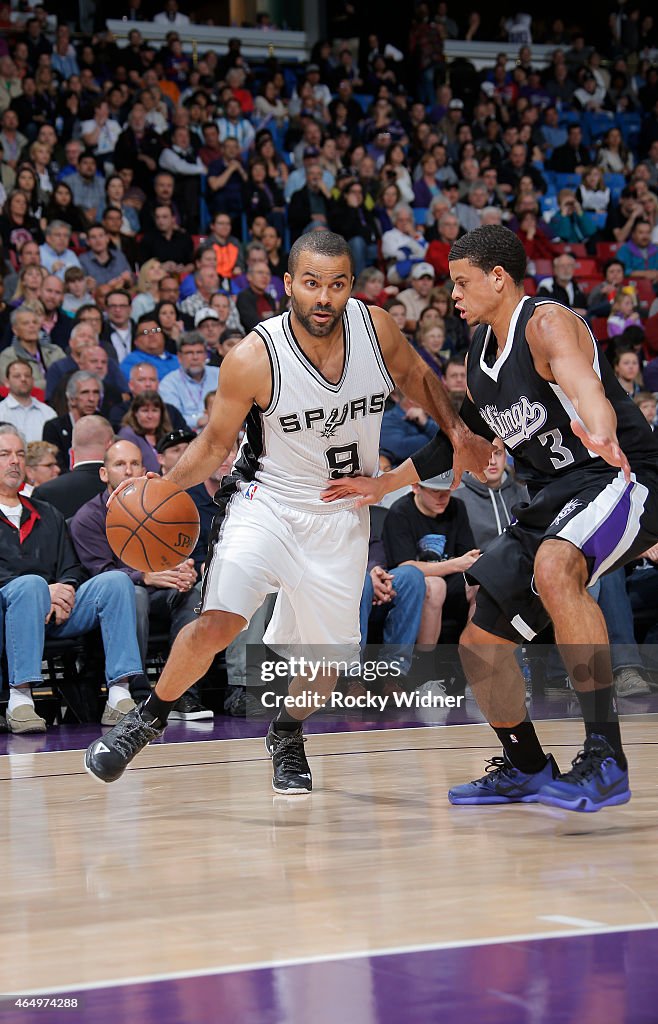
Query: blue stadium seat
353 93 374 114
552 172 582 191
615 111 642 147
582 110 615 144
413 207 429 226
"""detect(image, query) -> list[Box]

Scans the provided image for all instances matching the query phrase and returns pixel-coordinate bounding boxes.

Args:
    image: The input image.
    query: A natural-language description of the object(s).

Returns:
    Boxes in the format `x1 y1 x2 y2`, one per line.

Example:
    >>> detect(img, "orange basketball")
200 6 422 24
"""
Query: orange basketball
106 477 201 573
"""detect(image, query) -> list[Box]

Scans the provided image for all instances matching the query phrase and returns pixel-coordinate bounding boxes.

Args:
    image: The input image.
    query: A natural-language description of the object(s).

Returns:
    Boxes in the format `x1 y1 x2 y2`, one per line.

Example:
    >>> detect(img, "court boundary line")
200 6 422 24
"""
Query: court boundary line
12 920 658 997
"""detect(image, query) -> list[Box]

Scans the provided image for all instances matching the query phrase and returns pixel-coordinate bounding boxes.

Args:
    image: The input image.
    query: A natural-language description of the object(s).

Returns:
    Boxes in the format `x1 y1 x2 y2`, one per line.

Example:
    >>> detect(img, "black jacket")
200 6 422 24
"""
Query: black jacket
42 413 74 472
0 496 87 589
32 462 105 519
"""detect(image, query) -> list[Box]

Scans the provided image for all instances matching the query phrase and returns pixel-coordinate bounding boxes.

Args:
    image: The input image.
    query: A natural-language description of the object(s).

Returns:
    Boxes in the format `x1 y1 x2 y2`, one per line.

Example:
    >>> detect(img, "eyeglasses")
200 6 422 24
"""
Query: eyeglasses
139 327 162 335
36 461 58 469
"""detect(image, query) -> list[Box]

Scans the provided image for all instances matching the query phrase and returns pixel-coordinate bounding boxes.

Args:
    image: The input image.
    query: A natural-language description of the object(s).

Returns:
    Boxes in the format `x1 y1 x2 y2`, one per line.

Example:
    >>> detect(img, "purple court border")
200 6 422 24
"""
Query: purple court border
3 925 657 1024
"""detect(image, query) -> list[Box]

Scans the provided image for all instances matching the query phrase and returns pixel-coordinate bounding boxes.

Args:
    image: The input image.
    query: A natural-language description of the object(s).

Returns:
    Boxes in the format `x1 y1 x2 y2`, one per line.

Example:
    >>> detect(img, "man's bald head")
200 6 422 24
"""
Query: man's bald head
100 440 144 493
71 414 115 461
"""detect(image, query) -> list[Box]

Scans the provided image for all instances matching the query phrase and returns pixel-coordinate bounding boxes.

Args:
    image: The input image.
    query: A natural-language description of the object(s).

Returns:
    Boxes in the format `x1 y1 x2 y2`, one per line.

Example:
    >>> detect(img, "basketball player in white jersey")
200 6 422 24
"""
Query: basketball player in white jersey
323 224 658 812
85 231 492 793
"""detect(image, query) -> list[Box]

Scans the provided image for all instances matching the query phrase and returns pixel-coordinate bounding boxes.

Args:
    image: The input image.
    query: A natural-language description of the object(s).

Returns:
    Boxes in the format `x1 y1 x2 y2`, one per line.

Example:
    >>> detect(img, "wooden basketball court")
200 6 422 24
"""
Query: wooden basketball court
1 710 657 1022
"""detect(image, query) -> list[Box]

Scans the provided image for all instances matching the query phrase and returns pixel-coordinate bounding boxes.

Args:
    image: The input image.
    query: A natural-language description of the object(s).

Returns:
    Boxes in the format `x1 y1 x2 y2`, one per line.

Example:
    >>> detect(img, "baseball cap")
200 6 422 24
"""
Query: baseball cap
306 63 320 72
411 262 436 280
303 145 321 159
220 327 244 343
156 428 197 454
194 306 220 327
449 98 464 110
480 81 495 97
420 470 454 490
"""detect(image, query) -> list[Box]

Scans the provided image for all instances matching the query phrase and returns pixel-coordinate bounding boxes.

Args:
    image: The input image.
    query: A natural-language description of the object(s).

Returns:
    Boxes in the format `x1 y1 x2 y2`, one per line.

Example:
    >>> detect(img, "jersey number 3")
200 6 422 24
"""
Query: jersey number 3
538 428 576 469
325 442 361 479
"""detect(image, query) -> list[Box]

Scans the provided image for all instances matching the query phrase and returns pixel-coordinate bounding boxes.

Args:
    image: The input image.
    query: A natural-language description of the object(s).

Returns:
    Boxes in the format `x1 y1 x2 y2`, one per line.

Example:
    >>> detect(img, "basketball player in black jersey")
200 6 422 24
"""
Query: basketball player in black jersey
324 224 658 812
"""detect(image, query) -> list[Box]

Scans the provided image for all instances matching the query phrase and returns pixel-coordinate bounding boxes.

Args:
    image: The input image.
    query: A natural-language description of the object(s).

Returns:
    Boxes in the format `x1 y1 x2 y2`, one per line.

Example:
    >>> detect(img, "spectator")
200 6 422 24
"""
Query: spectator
262 223 288 279
458 437 529 550
0 190 43 258
71 437 214 722
442 355 467 409
607 288 642 337
62 266 95 316
159 331 219 431
597 126 635 177
80 98 121 165
576 165 611 217
216 96 255 155
32 413 114 516
381 202 428 281
587 259 629 317
536 253 588 316
113 103 162 196
416 321 446 378
192 306 224 362
0 306 66 391
117 390 173 472
397 261 435 333
613 347 643 397
0 357 55 441
0 110 27 170
548 189 598 248
22 440 60 497
547 123 592 175
288 162 332 243
328 178 380 277
380 389 438 465
159 125 207 233
383 470 479 647
634 390 657 426
424 210 461 281
79 223 132 291
179 264 221 319
235 263 277 333
67 152 106 225
617 219 658 285
38 220 82 279
498 142 547 198
103 288 136 363
140 204 194 277
109 360 187 432
0 425 144 734
206 136 248 225
38 275 73 351
154 0 191 26
43 370 102 470
120 314 180 381
154 299 187 350
130 259 165 322
352 267 396 308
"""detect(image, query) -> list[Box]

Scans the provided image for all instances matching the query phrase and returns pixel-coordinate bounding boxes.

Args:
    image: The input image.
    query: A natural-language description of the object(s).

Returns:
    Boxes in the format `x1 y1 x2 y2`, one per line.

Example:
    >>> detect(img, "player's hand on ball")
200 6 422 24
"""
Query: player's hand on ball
570 421 631 482
107 471 160 508
321 474 387 508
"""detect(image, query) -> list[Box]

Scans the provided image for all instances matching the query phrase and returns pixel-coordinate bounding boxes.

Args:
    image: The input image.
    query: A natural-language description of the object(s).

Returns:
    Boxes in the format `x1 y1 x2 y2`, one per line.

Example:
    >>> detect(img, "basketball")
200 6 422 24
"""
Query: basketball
106 477 201 573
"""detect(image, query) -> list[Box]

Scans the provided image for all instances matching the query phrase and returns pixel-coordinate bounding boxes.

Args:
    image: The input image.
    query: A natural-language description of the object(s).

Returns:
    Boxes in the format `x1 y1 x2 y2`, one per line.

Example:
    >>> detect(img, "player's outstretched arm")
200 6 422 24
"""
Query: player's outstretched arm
528 306 631 482
370 305 493 484
165 335 270 491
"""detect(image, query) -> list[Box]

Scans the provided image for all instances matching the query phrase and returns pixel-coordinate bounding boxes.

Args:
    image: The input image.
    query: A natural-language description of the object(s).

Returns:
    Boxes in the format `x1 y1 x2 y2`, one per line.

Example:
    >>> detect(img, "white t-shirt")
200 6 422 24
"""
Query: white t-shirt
0 501 22 529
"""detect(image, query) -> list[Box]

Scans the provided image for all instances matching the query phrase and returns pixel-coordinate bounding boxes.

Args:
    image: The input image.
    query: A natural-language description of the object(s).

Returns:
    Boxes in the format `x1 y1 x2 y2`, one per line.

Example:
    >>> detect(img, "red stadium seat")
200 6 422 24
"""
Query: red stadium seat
573 258 600 278
524 276 537 296
533 259 554 278
577 276 604 295
589 317 609 341
634 278 655 310
596 241 621 264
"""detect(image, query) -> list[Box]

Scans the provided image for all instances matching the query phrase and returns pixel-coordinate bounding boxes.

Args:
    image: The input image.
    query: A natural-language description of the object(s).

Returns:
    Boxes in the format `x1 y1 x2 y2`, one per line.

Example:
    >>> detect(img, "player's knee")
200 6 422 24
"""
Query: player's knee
193 610 245 653
424 577 447 607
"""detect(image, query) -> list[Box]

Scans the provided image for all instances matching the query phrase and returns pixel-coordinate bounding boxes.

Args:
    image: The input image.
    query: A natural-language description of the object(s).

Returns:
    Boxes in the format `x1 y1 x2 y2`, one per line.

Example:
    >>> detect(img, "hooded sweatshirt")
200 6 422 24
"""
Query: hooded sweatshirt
458 472 529 551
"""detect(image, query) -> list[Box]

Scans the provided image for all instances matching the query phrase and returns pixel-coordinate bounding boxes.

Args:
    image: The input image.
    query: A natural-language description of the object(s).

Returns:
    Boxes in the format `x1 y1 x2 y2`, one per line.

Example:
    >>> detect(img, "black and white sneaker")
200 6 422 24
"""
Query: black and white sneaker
84 703 165 783
169 693 214 721
265 721 312 795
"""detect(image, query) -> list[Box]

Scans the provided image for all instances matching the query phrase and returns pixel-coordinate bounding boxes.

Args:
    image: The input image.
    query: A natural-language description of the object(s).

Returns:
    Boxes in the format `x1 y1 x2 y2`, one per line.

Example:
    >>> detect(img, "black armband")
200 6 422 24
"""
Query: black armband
459 395 496 442
411 431 454 480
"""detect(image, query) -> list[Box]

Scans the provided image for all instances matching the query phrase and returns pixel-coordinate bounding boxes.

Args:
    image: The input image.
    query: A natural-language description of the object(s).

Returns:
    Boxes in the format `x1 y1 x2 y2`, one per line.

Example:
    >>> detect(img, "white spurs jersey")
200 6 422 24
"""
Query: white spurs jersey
232 298 394 512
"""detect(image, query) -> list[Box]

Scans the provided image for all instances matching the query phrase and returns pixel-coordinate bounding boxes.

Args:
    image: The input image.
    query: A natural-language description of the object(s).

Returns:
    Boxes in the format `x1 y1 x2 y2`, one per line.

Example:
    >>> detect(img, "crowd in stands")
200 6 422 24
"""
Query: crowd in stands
0 1 657 732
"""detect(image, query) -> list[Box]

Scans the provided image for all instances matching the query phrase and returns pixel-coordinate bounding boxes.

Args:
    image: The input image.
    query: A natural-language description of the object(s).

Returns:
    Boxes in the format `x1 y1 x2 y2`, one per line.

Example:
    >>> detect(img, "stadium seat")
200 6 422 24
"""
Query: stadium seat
523 276 537 296
577 276 604 295
572 258 600 277
552 172 582 191
413 207 429 226
582 110 615 144
353 93 374 114
596 241 621 263
634 278 655 310
533 259 554 278
615 111 642 148
589 316 610 341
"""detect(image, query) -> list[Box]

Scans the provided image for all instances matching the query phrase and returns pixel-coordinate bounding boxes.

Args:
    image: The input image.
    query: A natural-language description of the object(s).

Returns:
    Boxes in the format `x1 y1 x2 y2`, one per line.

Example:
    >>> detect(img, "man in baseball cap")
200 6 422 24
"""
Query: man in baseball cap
397 262 436 332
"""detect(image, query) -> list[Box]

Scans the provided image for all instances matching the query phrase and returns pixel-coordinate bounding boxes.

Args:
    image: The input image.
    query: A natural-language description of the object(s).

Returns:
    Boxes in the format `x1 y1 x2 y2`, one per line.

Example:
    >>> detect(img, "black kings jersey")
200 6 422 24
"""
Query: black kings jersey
467 295 658 488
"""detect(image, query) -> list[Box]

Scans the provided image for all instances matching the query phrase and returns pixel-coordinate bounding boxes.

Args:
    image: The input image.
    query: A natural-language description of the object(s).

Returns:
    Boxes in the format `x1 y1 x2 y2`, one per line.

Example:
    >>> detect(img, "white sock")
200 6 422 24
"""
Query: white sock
107 683 132 710
8 686 34 711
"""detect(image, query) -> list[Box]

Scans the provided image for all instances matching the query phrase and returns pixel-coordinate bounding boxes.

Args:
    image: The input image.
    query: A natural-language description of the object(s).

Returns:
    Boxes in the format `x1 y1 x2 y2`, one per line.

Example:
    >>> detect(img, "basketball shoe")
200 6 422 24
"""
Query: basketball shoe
265 721 312 794
448 752 560 805
85 703 165 783
537 735 631 812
